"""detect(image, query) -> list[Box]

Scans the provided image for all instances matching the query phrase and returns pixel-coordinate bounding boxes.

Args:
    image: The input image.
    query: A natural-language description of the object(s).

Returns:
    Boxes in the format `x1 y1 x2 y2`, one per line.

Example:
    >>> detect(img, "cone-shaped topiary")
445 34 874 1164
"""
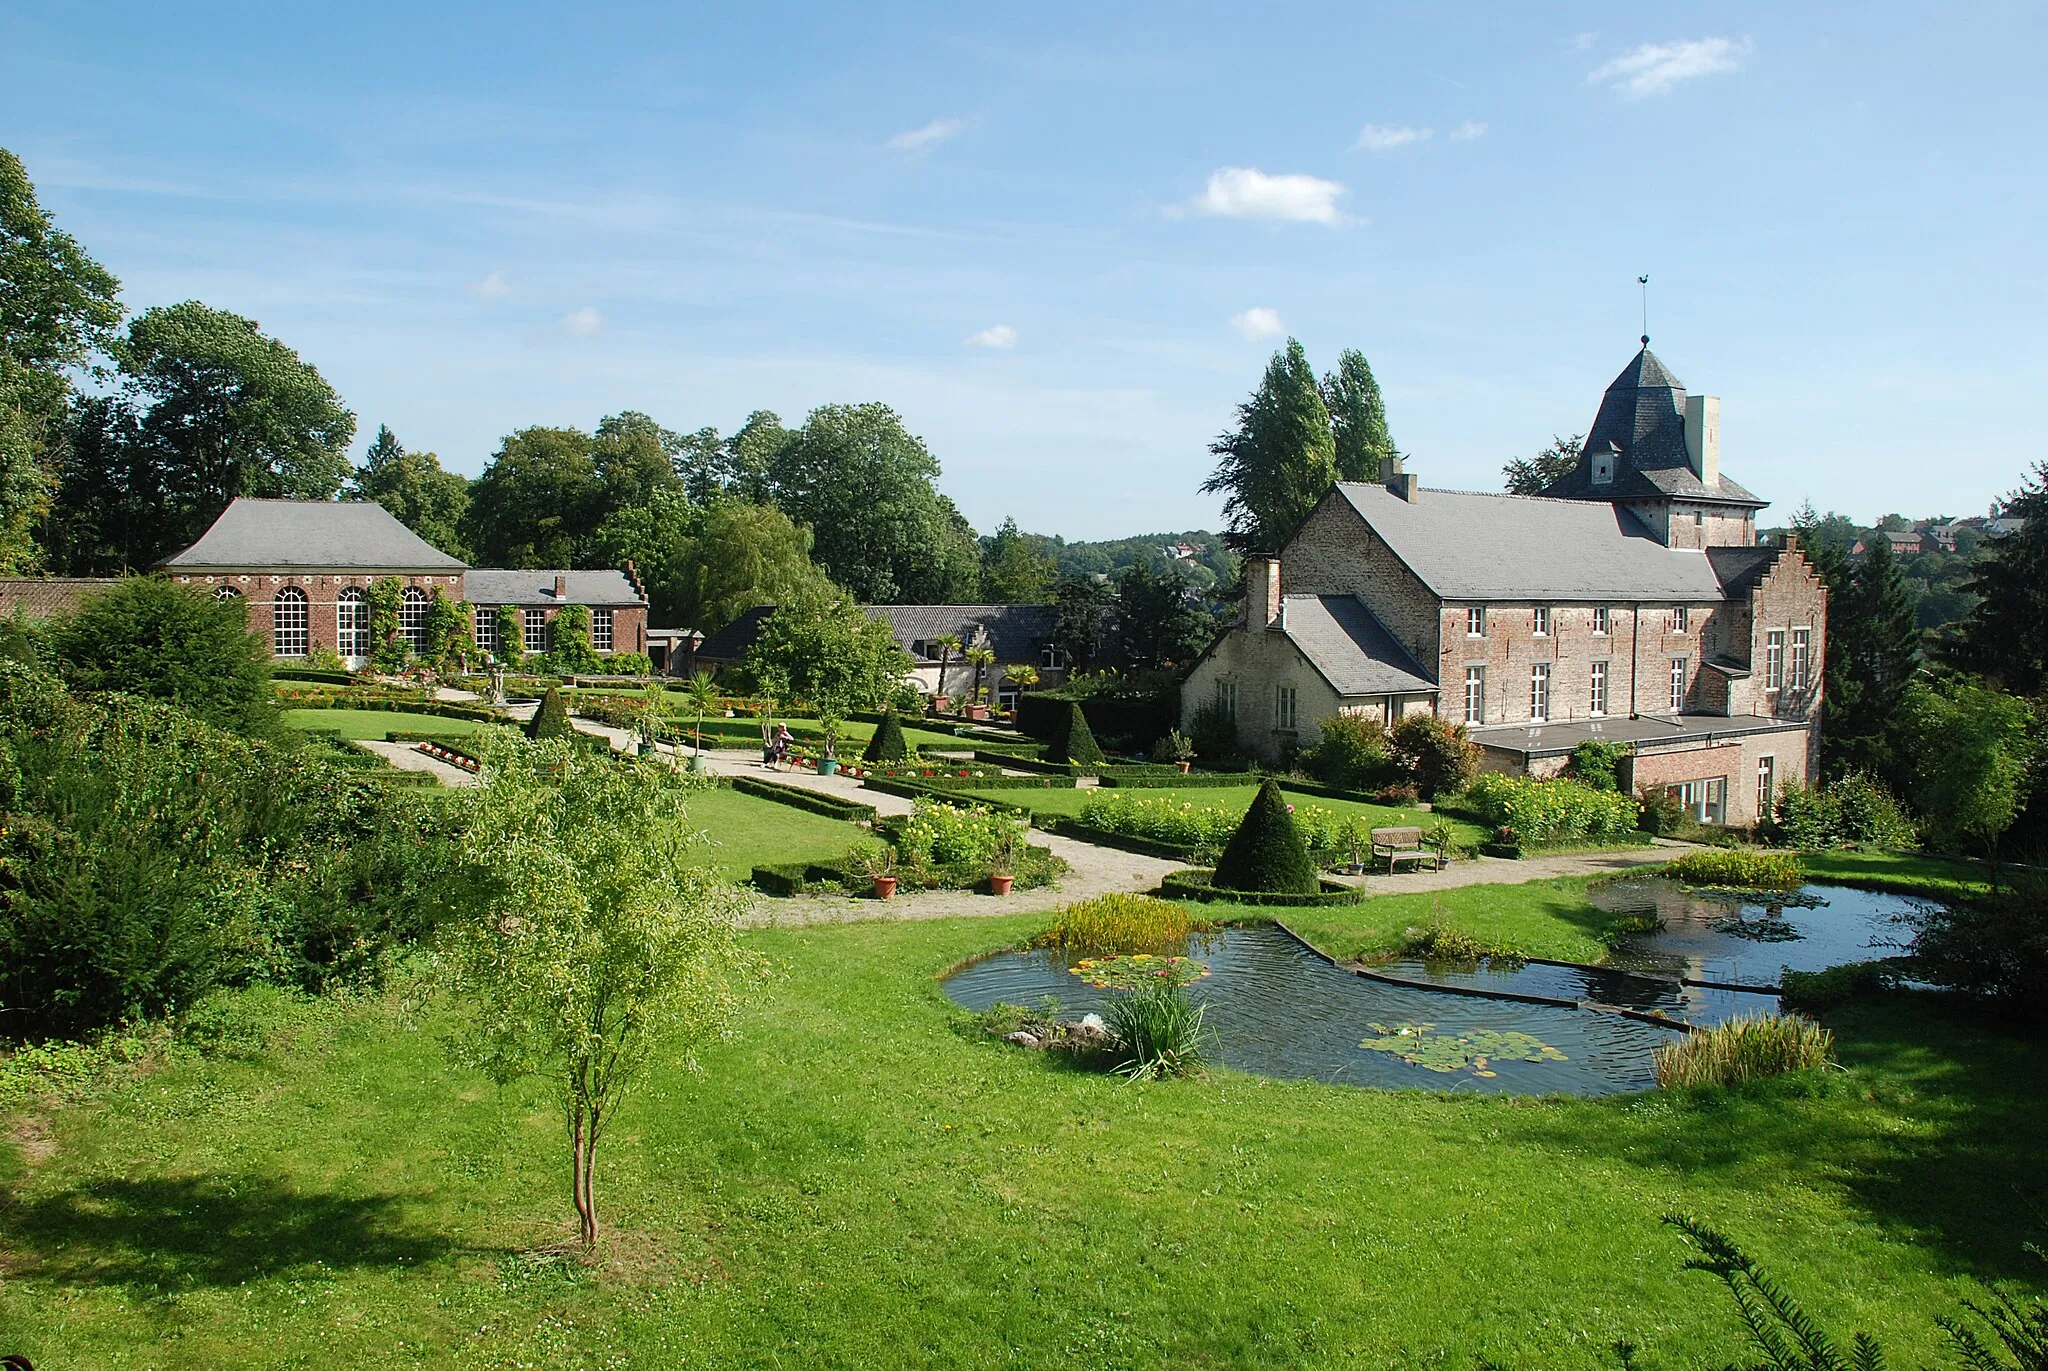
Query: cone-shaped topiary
862 708 908 763
528 686 573 740
1046 701 1104 766
1211 779 1320 894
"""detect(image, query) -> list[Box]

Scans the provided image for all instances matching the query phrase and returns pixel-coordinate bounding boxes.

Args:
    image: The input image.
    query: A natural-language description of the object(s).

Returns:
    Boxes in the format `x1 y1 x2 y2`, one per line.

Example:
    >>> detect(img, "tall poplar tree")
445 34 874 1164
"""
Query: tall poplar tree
1321 348 1395 483
1202 338 1337 554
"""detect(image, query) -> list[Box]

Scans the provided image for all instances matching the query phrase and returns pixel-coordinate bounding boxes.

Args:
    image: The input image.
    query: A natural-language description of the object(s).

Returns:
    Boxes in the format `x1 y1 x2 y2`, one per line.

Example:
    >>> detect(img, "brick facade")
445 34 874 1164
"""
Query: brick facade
173 571 466 662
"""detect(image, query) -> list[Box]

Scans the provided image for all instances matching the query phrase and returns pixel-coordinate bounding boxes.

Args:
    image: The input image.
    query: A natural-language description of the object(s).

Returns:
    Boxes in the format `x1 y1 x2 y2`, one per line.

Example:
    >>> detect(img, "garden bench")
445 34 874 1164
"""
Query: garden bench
1370 826 1442 874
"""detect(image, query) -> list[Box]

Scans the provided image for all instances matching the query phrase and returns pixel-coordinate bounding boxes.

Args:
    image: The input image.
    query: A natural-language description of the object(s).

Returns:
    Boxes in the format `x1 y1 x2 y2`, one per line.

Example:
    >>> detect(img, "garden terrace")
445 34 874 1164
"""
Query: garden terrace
3 911 2042 1367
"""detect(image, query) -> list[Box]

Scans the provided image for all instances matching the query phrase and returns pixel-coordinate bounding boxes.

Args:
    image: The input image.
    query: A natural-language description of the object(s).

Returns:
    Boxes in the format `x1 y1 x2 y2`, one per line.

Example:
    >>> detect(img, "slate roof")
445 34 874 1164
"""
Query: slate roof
464 569 645 607
1539 346 1764 508
1705 546 1780 600
866 604 1057 662
0 577 121 620
1329 483 1735 601
1282 595 1436 696
1468 712 1811 760
160 498 467 571
693 605 778 665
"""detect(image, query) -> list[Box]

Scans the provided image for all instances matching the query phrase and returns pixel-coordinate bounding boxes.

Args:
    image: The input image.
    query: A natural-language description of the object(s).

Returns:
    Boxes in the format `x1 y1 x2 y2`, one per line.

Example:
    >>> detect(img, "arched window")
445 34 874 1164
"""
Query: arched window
273 586 308 658
399 586 430 654
214 585 241 603
337 587 369 660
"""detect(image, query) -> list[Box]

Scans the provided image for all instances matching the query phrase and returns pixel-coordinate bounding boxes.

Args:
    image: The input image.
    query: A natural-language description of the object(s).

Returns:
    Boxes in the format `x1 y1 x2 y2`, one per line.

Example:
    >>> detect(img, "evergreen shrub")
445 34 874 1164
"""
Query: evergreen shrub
1210 778 1319 894
863 708 909 762
528 686 573 740
1046 701 1105 766
1302 713 1398 792
1389 714 1481 798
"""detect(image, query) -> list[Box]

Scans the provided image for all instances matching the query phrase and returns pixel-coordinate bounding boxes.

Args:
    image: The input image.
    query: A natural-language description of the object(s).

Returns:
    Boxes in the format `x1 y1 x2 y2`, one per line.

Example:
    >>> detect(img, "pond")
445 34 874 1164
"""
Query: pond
942 924 1682 1096
1590 879 1918 986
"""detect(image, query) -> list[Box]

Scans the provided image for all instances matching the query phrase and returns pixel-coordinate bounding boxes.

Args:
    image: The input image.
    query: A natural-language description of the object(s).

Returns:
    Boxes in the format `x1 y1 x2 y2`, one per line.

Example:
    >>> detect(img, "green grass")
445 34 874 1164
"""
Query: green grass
1797 850 2003 899
283 708 489 740
965 782 1494 850
2 913 2041 1369
1272 876 1640 963
681 784 869 876
669 715 974 754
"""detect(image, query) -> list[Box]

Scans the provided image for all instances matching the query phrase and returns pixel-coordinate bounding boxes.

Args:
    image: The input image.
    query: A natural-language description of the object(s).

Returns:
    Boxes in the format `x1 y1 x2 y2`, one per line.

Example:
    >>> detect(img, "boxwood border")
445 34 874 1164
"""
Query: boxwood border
1157 869 1370 907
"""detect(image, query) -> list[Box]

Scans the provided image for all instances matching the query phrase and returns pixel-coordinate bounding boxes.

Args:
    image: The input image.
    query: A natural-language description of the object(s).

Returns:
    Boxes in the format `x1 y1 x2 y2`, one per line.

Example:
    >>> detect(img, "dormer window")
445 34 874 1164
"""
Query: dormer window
1591 442 1618 486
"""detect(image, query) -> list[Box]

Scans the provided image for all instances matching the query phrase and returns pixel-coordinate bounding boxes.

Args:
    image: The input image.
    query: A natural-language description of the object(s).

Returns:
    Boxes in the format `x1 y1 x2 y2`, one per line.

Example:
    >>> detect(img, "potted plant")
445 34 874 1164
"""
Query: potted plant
635 683 664 757
1159 729 1196 775
987 830 1020 897
683 670 719 774
816 707 843 776
850 841 898 899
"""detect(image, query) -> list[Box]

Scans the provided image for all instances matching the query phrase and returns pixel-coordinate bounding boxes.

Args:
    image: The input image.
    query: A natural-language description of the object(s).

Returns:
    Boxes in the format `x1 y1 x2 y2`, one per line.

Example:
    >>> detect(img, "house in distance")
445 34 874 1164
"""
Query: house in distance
1185 344 1827 828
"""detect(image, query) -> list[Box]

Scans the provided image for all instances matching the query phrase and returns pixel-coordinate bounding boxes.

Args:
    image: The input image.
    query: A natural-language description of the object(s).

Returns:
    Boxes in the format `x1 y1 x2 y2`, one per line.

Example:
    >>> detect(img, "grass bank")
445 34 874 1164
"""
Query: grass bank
683 784 868 877
3 913 2040 1369
283 707 488 740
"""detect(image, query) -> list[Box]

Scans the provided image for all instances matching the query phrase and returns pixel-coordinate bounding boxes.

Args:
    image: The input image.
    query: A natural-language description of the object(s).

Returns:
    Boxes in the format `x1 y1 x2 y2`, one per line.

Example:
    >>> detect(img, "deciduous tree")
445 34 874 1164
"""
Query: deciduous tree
1202 339 1336 553
440 735 759 1249
980 516 1055 603
462 426 604 568
350 425 472 560
1502 434 1583 496
1321 348 1396 483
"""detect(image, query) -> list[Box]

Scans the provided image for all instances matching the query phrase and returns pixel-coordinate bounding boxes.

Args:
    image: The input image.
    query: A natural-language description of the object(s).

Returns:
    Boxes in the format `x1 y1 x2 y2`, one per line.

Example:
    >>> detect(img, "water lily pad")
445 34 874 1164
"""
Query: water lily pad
1358 1022 1567 1075
1069 953 1210 992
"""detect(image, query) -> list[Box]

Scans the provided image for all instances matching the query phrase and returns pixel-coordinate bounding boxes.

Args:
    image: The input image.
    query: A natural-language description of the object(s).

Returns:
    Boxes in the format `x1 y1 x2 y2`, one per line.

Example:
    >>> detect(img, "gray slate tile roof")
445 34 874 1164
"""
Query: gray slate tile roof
694 605 777 664
1539 346 1763 508
1283 595 1436 695
160 498 467 571
464 569 645 607
1330 483 1736 601
1705 546 1780 600
865 604 1056 661
1468 712 1811 760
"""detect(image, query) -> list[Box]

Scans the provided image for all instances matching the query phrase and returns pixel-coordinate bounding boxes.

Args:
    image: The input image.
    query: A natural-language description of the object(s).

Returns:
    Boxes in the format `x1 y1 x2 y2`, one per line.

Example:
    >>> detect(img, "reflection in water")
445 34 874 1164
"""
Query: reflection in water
943 925 1680 1096
1589 880 1918 986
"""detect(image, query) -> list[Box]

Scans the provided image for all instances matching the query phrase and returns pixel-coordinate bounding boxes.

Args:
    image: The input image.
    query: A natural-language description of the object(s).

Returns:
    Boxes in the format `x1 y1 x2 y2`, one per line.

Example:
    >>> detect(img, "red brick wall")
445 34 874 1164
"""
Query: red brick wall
466 601 651 661
174 571 464 660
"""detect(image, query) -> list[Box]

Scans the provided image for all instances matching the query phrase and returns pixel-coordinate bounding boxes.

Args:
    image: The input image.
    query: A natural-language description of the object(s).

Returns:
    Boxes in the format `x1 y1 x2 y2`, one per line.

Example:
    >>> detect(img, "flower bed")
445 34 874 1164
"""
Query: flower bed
1465 773 1640 847
412 740 481 773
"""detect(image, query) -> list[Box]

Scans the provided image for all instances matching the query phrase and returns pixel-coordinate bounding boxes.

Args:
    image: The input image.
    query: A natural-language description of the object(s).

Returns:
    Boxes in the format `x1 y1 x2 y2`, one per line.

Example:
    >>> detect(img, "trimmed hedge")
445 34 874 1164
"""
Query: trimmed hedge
910 774 1076 790
528 687 572 740
1046 701 1105 766
1097 770 1261 789
750 860 852 896
1033 815 1201 862
1212 778 1319 894
980 749 1095 777
862 710 909 763
272 667 357 686
859 774 1036 819
728 775 878 825
1158 870 1370 907
278 692 500 723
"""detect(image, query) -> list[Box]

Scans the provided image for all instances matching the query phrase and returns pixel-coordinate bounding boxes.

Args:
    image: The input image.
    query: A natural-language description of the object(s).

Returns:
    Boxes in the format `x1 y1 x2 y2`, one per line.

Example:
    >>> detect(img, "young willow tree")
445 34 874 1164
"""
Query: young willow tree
440 736 760 1249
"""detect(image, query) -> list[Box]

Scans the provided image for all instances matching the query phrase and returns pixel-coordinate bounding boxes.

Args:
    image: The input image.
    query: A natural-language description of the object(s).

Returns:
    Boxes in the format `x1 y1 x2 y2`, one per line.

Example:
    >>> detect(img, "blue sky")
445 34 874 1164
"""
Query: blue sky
6 2 2043 538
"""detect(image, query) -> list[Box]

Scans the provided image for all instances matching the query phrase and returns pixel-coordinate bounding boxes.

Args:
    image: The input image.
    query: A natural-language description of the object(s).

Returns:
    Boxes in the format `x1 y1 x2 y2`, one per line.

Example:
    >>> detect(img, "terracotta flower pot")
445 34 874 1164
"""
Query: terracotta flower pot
989 874 1014 896
873 875 898 899
1177 760 1192 774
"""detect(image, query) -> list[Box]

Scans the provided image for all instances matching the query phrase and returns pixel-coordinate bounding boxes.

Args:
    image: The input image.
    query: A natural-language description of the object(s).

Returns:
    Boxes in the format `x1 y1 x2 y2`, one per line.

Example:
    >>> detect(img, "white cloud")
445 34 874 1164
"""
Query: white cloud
1231 307 1286 341
558 306 603 337
1188 167 1347 225
887 117 967 154
1450 120 1488 142
1568 32 1599 52
1589 37 1751 98
467 271 511 298
964 323 1017 349
1354 123 1432 152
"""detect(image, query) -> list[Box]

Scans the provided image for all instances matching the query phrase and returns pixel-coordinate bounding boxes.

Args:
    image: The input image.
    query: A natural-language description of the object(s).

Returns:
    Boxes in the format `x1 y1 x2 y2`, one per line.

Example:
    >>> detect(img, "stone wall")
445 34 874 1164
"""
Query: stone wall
1182 622 1344 765
1280 494 1442 667
1438 599 1734 728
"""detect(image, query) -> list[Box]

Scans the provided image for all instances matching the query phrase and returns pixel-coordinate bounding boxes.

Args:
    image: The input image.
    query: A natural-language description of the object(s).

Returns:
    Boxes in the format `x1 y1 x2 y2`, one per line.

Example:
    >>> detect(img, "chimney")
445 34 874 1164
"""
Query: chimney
553 573 569 600
1245 556 1282 628
1382 452 1419 501
1684 394 1721 488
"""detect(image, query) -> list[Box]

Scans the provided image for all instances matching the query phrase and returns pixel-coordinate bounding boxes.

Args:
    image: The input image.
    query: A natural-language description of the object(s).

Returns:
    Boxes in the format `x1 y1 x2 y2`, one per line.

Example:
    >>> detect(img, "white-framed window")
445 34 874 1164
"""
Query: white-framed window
1757 756 1777 818
1532 606 1549 636
523 608 548 654
474 604 497 653
272 586 308 658
1041 644 1068 670
1790 628 1811 690
1589 661 1608 717
1673 605 1689 634
337 587 369 659
1592 605 1609 635
1272 684 1297 731
909 638 929 659
1668 777 1727 825
1467 606 1486 637
1765 630 1785 690
592 607 614 652
1464 666 1484 725
1670 657 1688 712
1530 663 1551 722
214 585 242 603
399 586 429 653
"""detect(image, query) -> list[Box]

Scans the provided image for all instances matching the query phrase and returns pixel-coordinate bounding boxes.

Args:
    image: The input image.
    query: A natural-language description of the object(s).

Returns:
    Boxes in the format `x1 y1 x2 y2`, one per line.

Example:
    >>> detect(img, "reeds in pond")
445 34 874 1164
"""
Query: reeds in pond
1654 1013 1835 1089
1665 847 1804 889
1043 893 1194 954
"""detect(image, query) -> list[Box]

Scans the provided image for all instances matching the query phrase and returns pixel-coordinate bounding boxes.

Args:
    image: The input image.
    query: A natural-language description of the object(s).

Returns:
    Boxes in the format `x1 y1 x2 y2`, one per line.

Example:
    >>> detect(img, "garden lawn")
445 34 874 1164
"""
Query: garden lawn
283 708 488 740
2 913 2041 1370
662 715 973 755
681 783 868 877
965 782 1493 849
1274 875 1645 964
1797 850 2002 900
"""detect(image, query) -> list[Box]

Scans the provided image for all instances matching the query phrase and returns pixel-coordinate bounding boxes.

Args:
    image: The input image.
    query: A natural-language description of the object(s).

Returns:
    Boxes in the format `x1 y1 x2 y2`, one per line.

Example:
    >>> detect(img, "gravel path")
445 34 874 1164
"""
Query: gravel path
354 739 479 787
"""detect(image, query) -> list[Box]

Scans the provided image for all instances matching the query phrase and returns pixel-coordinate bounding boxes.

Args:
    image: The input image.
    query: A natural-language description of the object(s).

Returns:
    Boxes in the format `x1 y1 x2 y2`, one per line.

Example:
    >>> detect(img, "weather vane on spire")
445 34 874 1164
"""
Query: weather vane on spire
1638 274 1650 346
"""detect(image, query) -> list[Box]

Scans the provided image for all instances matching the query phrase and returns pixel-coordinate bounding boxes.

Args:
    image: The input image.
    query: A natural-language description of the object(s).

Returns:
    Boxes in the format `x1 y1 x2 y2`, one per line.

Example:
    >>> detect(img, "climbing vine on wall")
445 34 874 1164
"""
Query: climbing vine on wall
366 577 407 672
